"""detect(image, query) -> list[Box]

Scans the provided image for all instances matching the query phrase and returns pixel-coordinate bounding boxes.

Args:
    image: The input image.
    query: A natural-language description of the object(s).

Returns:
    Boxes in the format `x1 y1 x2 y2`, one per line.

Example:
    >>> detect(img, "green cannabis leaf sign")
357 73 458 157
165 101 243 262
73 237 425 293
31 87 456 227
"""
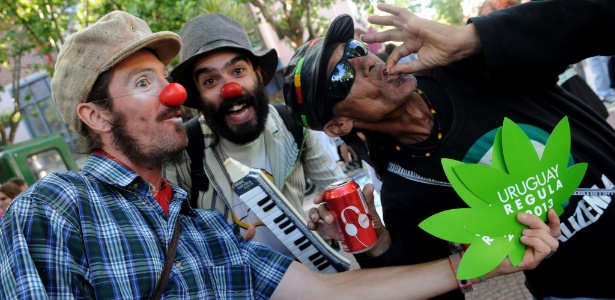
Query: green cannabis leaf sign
419 117 587 279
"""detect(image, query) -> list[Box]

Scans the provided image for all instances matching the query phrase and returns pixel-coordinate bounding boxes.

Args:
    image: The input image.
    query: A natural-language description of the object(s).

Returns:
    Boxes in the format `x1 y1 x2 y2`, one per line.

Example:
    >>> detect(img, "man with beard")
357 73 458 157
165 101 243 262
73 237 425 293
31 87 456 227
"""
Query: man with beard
285 2 615 299
0 10 563 300
166 13 346 258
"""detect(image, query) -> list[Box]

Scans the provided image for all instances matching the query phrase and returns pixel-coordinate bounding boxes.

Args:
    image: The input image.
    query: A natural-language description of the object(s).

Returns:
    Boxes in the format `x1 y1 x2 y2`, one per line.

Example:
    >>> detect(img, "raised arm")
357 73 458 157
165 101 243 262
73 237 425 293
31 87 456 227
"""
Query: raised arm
363 0 615 74
361 3 481 75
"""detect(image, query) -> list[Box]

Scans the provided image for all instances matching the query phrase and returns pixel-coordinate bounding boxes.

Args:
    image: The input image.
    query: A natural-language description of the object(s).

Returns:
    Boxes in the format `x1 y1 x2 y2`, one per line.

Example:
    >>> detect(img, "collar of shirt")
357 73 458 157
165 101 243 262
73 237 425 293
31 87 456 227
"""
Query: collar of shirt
87 152 188 217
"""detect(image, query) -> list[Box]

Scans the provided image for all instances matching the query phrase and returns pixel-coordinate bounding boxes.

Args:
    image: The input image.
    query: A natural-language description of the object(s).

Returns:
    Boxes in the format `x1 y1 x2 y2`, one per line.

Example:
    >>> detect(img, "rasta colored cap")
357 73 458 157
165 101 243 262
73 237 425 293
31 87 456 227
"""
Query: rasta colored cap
283 14 355 131
170 13 278 109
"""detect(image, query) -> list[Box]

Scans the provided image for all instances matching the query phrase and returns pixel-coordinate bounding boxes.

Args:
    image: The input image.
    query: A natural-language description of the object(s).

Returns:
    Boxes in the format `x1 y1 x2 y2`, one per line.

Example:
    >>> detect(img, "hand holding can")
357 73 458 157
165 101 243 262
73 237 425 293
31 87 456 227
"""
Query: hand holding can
323 179 379 253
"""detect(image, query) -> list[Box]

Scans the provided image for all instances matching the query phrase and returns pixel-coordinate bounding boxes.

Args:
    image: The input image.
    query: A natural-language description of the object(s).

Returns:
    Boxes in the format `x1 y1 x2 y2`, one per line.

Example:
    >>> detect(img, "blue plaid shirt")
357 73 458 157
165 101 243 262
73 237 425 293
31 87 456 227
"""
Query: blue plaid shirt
0 154 292 299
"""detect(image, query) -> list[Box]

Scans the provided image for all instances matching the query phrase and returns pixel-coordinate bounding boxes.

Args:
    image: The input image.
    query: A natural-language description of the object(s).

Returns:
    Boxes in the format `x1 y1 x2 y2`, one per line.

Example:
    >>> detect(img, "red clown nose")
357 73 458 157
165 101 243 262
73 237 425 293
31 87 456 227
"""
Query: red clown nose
159 83 187 106
220 82 242 98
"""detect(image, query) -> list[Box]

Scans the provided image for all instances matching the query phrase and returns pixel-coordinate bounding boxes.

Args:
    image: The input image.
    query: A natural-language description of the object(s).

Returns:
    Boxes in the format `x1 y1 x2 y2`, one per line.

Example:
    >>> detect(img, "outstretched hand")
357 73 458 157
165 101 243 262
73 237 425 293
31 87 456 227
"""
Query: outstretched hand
307 183 391 256
361 3 482 74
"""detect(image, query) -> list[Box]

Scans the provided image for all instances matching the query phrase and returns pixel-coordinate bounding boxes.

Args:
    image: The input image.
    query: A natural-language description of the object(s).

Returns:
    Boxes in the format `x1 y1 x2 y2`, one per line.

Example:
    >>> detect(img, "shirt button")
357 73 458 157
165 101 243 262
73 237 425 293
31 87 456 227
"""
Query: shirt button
175 261 182 269
133 183 139 188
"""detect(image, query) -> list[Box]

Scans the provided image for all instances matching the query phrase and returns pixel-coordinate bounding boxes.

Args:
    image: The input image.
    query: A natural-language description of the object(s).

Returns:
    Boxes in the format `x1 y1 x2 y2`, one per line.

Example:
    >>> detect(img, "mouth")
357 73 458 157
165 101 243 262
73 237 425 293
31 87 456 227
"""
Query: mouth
228 103 247 114
161 109 183 122
382 65 401 82
225 102 253 124
380 65 416 90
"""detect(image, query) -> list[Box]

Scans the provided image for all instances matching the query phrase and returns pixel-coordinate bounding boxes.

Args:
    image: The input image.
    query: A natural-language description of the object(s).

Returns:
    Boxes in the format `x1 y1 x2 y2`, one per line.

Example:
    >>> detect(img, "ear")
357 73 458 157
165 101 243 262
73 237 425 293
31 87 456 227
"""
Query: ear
76 103 112 133
323 117 354 137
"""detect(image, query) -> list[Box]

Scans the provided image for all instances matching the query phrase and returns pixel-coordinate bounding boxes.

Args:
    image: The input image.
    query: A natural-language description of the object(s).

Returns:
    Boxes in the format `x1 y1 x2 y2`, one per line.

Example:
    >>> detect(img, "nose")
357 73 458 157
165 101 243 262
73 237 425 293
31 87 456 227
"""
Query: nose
220 82 243 99
159 83 187 106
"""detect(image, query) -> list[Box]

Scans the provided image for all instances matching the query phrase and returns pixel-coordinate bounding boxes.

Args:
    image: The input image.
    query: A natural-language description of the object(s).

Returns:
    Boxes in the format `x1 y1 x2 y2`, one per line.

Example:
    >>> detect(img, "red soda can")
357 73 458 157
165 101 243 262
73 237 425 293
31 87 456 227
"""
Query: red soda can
323 178 378 253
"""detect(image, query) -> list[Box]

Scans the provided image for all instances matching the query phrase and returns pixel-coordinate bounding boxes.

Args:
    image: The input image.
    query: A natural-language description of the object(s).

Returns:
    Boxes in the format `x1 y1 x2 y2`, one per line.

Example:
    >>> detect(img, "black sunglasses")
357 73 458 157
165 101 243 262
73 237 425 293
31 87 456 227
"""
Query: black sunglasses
326 39 369 102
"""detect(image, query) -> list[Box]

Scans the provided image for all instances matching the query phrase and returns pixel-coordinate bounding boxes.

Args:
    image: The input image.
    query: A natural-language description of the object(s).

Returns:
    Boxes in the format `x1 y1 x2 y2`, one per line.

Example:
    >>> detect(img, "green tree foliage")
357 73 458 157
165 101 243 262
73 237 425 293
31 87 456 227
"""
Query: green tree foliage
239 0 371 50
390 0 423 15
0 0 80 145
429 0 465 25
88 0 253 36
89 0 256 67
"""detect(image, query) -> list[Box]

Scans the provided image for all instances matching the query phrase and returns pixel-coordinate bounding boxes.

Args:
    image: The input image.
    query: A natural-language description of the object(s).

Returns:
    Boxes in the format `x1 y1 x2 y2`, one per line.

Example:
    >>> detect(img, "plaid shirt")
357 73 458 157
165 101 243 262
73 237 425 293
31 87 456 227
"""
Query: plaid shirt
0 154 292 299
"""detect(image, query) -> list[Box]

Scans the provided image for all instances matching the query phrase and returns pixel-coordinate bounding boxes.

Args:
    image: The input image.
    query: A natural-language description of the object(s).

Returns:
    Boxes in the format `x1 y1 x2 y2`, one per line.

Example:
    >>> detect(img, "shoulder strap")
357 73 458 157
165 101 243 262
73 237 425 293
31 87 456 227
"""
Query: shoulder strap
149 217 181 300
183 116 208 208
273 103 305 152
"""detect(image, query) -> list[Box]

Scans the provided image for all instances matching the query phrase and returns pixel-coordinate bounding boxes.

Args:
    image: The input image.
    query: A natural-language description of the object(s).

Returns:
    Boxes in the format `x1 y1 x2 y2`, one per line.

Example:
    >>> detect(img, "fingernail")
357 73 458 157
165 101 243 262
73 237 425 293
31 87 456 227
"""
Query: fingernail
519 212 528 220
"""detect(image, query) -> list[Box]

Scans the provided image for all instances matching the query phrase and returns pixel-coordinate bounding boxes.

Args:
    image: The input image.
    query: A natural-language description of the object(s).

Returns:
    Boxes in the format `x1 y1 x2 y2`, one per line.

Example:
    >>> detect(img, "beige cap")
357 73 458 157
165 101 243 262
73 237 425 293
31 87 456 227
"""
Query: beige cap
51 11 181 133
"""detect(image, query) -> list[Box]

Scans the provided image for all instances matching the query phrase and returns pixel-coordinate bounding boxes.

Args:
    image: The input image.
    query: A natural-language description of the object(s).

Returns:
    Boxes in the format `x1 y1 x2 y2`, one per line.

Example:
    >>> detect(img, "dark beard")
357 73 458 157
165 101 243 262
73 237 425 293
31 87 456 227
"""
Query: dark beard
110 109 186 170
202 80 269 145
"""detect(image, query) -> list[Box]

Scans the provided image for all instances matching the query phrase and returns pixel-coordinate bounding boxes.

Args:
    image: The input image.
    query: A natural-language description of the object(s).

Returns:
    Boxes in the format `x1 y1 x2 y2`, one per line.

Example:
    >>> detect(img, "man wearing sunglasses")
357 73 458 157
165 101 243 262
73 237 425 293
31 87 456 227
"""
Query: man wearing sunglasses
283 2 615 299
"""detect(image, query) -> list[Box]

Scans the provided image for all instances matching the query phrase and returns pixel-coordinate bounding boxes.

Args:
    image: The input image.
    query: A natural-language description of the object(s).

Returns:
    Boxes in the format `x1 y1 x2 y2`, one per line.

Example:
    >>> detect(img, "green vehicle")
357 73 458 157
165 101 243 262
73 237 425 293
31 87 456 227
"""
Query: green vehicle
0 134 79 186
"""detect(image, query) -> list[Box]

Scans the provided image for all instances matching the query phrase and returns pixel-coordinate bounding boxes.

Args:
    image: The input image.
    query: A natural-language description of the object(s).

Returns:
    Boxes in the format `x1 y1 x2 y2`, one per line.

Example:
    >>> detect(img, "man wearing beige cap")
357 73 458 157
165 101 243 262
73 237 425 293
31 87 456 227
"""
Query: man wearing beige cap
0 10 560 299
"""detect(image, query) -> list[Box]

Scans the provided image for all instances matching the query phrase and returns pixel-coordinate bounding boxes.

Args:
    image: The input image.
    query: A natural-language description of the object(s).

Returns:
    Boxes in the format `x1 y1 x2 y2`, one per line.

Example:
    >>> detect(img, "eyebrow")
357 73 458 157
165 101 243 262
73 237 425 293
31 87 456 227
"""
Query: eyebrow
193 55 250 81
